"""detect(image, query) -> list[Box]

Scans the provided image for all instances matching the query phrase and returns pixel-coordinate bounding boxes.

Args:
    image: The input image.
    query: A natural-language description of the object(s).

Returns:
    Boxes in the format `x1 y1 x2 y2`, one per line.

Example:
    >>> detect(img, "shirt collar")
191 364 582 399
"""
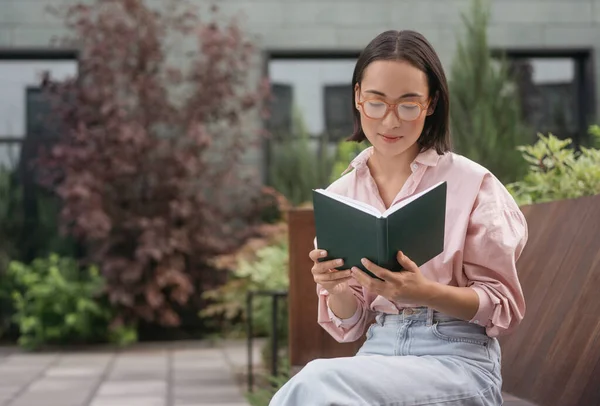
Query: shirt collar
342 145 442 174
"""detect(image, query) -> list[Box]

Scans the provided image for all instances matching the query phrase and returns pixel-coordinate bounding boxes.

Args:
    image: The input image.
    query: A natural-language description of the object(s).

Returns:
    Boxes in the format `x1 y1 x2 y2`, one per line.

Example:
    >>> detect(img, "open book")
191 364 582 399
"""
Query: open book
312 181 446 278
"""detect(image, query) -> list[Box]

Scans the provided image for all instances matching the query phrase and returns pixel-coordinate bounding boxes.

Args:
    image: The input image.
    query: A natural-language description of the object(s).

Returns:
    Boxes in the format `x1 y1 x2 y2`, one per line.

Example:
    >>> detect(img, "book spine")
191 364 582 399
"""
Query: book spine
376 217 387 267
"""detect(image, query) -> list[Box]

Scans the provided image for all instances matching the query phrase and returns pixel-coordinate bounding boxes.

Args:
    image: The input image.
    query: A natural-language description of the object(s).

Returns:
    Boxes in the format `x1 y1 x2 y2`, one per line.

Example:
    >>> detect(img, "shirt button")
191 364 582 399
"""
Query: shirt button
411 163 418 171
474 320 480 324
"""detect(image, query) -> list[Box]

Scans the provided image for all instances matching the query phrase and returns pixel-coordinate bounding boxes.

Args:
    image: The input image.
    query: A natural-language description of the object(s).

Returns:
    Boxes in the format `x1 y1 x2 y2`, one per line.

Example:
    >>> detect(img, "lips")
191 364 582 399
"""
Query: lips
379 134 403 142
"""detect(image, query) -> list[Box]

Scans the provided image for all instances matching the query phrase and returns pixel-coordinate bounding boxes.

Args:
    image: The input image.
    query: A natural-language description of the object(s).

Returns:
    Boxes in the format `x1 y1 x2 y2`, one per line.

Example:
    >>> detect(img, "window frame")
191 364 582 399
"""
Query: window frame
491 48 595 148
261 50 361 184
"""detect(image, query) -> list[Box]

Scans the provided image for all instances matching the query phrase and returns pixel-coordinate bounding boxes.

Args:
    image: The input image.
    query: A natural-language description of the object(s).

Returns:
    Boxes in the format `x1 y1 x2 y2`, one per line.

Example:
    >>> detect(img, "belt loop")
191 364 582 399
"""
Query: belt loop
426 307 434 327
375 313 384 326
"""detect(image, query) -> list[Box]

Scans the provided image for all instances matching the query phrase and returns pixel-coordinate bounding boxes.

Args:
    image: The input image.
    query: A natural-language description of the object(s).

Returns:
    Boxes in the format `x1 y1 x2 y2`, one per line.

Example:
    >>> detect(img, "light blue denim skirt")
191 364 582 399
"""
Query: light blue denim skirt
270 307 502 406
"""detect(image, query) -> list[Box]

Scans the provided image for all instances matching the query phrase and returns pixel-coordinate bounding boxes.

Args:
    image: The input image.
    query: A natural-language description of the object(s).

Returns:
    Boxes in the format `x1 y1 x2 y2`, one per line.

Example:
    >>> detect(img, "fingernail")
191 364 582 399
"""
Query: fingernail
361 258 367 265
336 259 343 265
320 250 326 257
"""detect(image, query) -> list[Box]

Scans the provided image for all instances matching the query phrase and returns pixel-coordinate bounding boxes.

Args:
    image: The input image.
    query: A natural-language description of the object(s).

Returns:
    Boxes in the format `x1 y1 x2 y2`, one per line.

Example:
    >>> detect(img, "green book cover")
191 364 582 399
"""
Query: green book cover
312 181 446 278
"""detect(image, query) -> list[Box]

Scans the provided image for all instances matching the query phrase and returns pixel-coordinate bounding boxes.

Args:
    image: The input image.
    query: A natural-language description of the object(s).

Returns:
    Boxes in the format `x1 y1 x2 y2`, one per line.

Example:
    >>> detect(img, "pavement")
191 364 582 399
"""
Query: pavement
0 339 263 406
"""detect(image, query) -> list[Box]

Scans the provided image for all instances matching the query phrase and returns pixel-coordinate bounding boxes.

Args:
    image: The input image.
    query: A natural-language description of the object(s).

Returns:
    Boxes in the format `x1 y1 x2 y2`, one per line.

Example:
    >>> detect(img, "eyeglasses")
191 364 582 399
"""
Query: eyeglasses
357 98 428 122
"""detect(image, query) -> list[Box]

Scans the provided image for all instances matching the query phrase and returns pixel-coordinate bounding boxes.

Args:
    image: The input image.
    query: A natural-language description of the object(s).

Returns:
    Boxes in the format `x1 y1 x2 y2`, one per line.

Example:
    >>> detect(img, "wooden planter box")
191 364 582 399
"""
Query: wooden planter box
287 195 600 406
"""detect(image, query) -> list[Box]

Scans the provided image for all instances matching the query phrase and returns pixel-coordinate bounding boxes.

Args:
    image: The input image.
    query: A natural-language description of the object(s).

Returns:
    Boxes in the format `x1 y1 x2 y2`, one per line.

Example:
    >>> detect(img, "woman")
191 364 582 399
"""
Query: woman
270 30 527 406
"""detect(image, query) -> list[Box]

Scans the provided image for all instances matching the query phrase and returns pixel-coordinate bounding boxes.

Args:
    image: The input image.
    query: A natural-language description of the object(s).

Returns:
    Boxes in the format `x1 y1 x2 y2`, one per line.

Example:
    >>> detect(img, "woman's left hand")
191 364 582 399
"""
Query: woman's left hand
351 251 436 305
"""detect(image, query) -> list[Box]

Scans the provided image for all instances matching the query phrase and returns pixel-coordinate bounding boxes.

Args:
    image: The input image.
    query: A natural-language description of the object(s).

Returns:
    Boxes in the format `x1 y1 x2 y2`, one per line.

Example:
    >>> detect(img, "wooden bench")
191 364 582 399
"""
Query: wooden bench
286 194 600 406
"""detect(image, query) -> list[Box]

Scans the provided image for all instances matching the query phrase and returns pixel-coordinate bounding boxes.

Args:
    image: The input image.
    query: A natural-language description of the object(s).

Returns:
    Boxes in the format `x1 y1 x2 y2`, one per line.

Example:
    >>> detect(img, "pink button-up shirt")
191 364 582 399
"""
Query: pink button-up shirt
316 146 528 341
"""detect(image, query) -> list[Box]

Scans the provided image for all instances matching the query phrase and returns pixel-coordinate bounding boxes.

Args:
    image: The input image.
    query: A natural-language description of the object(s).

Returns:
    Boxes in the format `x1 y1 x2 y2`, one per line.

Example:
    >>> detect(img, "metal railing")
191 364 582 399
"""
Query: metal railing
246 289 288 393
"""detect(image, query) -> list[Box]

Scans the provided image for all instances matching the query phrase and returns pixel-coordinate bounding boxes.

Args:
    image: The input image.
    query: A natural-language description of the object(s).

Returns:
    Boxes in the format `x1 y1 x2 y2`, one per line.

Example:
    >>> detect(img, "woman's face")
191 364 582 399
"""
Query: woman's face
355 59 432 159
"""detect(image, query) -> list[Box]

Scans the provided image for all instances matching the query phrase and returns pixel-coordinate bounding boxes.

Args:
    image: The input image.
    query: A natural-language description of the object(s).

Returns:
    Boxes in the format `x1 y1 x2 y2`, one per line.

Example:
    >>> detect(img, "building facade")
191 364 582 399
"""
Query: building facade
1 0 599 175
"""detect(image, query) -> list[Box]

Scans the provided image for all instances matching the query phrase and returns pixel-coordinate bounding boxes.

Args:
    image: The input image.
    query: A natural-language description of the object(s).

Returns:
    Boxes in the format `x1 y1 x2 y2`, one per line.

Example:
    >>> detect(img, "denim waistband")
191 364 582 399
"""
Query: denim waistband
375 307 460 327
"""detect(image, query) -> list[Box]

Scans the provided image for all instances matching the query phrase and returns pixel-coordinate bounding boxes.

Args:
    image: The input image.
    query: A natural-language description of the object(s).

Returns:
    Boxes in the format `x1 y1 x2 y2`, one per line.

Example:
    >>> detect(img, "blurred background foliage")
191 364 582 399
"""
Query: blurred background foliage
0 5 598 406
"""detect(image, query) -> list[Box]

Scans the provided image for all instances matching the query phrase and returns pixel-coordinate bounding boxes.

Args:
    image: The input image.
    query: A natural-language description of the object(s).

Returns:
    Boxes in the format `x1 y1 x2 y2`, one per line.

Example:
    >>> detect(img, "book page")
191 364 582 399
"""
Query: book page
382 181 445 218
313 189 381 217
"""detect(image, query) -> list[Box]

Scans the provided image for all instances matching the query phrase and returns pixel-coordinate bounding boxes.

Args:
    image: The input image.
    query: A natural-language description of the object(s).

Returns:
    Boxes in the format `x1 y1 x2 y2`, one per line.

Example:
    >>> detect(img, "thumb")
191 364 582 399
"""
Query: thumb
397 251 418 272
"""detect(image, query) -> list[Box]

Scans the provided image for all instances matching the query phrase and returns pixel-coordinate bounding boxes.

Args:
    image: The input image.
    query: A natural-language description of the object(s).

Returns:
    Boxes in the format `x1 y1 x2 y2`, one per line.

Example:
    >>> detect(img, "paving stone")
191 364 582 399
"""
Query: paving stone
174 385 247 404
0 386 20 397
44 366 106 378
3 354 58 367
173 359 227 368
0 386 21 406
173 349 222 358
174 374 240 386
173 370 232 384
96 380 167 397
27 377 97 392
0 370 40 386
175 403 249 406
0 341 251 406
55 354 112 367
8 391 89 406
107 370 168 381
0 394 15 406
89 396 165 406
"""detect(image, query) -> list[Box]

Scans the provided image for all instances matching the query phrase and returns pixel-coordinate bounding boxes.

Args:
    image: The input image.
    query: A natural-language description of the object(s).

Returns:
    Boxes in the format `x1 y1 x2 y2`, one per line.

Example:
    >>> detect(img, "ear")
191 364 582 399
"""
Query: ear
427 92 439 116
354 84 360 110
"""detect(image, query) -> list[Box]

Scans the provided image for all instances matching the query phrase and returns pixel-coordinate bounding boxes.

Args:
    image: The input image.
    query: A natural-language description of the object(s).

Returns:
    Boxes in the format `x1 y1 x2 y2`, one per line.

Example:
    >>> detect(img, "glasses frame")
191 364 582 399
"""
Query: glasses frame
357 97 429 122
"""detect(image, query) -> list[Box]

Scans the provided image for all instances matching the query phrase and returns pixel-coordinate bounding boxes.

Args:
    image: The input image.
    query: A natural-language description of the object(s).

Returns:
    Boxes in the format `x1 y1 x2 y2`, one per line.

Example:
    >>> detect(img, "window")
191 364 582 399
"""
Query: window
504 51 594 147
267 56 357 139
324 84 354 141
0 51 78 261
267 83 294 139
0 54 77 171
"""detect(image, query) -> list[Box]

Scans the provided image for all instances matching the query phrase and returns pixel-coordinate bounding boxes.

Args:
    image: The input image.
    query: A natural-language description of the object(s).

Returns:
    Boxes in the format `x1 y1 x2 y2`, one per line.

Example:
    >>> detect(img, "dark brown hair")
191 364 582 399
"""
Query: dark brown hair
348 30 451 154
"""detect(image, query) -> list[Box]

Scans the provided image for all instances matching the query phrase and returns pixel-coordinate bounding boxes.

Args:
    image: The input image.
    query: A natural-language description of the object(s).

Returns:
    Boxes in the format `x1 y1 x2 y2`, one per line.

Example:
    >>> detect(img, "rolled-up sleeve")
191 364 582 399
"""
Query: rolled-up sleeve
316 279 374 343
463 203 528 337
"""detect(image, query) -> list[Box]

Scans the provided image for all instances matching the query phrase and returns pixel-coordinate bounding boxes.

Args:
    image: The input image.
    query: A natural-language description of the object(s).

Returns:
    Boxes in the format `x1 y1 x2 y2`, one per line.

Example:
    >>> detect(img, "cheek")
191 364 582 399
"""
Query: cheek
359 114 378 137
407 115 427 137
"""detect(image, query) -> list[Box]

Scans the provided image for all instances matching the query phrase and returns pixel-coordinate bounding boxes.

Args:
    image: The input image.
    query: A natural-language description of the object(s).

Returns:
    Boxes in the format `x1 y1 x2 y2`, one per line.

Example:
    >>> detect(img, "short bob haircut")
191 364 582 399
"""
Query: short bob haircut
348 30 451 154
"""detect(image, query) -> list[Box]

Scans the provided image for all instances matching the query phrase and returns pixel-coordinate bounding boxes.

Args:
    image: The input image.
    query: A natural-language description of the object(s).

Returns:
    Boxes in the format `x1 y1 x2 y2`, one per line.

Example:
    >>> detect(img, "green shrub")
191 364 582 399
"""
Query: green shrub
246 359 290 406
202 236 289 338
268 117 335 206
506 130 600 205
329 141 369 183
8 254 137 349
449 0 530 184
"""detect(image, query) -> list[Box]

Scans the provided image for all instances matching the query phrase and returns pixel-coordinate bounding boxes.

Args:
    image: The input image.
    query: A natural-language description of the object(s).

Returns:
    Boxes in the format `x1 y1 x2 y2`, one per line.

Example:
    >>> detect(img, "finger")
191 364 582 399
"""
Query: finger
360 258 393 281
351 266 385 292
396 251 418 272
309 249 327 262
312 258 344 274
315 270 353 284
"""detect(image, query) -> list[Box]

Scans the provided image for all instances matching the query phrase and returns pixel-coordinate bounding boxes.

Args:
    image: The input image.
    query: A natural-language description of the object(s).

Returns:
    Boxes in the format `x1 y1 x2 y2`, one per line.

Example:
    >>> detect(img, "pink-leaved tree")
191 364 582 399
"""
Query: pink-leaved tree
36 0 276 330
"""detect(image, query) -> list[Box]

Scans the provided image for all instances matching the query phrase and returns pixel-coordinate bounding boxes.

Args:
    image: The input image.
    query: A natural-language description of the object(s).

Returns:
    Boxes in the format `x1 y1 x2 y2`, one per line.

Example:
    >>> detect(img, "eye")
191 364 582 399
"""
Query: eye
399 103 419 111
366 101 386 109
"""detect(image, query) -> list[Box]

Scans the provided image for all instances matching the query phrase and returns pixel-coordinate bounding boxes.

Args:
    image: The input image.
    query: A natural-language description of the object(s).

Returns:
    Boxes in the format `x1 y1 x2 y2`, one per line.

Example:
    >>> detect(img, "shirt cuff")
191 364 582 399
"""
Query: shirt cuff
319 288 361 328
469 285 496 327
327 304 361 328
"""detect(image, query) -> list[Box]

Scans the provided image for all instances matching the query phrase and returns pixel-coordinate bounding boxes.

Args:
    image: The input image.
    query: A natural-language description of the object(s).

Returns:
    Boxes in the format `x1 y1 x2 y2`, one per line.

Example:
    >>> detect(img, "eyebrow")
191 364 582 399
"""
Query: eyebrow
364 89 424 99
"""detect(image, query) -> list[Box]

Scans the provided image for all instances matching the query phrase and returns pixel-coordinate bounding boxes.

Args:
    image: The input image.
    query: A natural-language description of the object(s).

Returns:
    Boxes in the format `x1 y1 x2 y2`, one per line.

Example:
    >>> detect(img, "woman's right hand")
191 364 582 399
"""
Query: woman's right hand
309 249 353 295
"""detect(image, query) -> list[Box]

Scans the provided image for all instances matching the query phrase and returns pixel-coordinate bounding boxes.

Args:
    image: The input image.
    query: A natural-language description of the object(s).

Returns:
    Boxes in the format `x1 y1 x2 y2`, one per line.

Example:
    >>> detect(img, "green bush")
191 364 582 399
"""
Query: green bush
329 141 369 183
506 130 600 205
246 359 291 406
202 237 289 338
268 108 335 206
449 0 530 184
7 254 136 349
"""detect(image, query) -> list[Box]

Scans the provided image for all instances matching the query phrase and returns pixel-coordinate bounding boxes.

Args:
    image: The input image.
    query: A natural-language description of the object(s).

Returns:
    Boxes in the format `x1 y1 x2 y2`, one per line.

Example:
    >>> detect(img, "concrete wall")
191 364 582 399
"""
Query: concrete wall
4 0 597 61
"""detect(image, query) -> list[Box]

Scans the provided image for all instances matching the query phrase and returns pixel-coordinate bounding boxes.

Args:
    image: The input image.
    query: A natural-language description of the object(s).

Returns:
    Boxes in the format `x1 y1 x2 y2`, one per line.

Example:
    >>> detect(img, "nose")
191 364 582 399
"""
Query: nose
382 108 401 128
